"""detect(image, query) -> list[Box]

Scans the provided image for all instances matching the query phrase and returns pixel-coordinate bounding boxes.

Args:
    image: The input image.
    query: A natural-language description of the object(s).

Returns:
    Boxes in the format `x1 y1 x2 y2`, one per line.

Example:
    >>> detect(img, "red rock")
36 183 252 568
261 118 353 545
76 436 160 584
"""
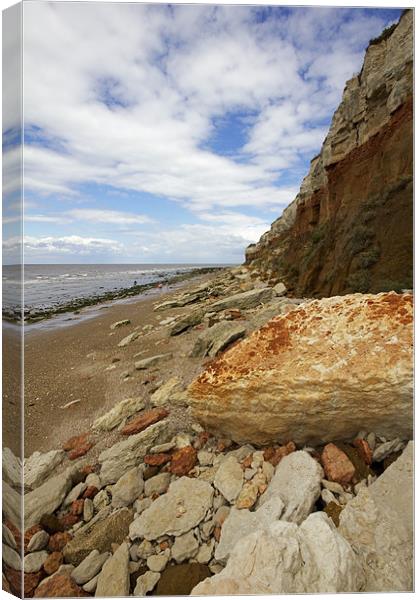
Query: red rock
82 485 98 499
159 541 170 551
263 441 296 466
68 442 94 460
43 551 63 575
241 454 253 469
24 524 43 553
169 446 197 476
353 438 373 465
144 453 171 466
71 499 84 516
58 513 79 530
80 464 97 475
213 525 221 542
48 532 72 552
62 432 90 452
4 566 42 598
5 520 22 553
34 573 88 597
121 408 169 436
321 443 356 485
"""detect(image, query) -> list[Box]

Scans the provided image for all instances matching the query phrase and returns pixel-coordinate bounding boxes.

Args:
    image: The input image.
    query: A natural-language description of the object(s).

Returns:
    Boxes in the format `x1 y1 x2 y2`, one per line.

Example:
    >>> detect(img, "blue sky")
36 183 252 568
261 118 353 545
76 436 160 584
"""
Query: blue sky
3 2 402 264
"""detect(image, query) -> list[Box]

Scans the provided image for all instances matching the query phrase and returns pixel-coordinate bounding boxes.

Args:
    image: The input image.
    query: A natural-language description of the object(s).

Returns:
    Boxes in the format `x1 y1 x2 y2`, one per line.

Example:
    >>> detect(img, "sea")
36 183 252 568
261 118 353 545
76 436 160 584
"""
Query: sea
2 263 226 314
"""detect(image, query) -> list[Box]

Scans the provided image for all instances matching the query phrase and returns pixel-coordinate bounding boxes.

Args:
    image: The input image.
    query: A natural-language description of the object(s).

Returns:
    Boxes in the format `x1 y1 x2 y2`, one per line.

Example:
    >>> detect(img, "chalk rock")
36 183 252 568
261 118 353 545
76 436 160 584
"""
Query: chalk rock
172 531 199 563
117 331 139 347
214 456 243 503
259 451 323 524
170 309 205 336
24 551 49 573
209 287 274 313
25 468 74 529
134 571 160 595
135 353 172 370
129 477 213 541
24 449 66 490
191 322 246 358
71 550 110 585
110 319 130 330
3 524 17 550
144 472 171 497
27 530 49 552
99 420 169 484
189 293 413 445
95 542 130 597
193 512 364 594
92 397 145 431
2 544 22 571
339 441 413 591
150 377 182 407
215 497 284 563
111 467 144 508
3 481 21 528
2 447 22 489
273 282 287 296
147 554 169 573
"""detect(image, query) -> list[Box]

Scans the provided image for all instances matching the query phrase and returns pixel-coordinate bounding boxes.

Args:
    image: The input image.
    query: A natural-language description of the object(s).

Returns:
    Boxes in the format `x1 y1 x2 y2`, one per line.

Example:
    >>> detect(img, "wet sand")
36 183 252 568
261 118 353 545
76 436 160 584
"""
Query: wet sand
15 273 221 456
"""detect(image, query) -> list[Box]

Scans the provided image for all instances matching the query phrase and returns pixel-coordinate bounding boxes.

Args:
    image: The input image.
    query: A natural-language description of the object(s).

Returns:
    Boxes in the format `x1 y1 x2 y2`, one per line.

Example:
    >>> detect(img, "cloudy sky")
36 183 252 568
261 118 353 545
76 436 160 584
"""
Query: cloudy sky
3 1 402 264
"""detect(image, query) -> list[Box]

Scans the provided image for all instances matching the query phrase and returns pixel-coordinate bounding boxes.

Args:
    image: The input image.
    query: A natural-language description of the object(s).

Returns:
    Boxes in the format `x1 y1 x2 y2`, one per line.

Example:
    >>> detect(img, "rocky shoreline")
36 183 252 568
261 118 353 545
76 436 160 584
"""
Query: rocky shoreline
2 266 414 595
3 267 224 324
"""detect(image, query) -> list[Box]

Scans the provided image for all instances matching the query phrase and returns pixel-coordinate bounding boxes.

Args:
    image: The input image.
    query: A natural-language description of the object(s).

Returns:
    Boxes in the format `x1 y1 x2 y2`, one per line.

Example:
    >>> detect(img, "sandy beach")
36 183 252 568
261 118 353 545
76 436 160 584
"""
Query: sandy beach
19 272 222 456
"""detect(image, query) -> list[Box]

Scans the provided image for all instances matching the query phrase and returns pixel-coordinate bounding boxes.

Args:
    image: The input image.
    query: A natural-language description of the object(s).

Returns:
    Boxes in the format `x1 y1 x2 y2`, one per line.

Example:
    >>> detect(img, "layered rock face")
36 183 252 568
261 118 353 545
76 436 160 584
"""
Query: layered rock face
246 11 413 297
188 292 413 445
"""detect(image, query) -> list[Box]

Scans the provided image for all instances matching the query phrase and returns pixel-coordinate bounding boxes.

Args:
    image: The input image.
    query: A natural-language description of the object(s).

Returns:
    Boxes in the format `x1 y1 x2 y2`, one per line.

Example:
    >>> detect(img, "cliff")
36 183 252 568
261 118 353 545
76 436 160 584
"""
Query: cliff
245 10 413 297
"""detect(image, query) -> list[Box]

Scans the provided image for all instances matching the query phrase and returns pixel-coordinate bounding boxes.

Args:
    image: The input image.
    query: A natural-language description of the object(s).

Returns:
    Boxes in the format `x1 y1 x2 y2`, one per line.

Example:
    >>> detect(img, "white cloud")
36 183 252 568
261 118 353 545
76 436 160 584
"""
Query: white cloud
3 235 123 259
67 209 153 226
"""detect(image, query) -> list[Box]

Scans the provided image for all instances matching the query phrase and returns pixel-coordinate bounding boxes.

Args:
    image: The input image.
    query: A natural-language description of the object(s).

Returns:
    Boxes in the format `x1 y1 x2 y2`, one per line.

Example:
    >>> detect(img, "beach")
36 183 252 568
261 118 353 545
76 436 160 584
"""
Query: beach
21 271 224 456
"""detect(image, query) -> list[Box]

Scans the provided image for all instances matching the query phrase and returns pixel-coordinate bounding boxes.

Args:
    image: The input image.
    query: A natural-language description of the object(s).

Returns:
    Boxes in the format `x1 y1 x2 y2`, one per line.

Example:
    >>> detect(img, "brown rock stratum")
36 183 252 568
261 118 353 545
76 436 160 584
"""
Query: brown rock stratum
188 292 413 445
245 11 413 297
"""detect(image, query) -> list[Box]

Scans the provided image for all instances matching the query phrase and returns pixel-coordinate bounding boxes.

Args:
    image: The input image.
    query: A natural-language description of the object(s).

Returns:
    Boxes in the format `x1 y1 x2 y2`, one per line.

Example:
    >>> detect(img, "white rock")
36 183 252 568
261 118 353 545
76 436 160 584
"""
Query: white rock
24 550 49 573
259 451 323 524
339 442 413 592
150 377 182 407
135 353 172 370
195 539 215 564
99 420 170 484
214 456 243 503
117 331 140 348
134 571 160 595
193 512 364 594
27 529 49 552
2 447 22 489
144 472 171 497
366 432 376 451
215 497 284 563
24 468 74 528
24 449 66 490
137 539 154 560
112 467 144 508
85 473 102 489
93 489 111 510
92 397 145 432
71 550 111 585
321 489 337 505
64 482 87 507
321 479 345 494
133 497 152 515
3 524 17 550
171 531 199 563
146 554 169 572
95 542 130 597
2 544 22 570
83 498 94 522
273 282 287 296
129 477 214 541
150 441 175 454
372 438 404 462
83 574 99 593
198 451 214 466
110 319 130 330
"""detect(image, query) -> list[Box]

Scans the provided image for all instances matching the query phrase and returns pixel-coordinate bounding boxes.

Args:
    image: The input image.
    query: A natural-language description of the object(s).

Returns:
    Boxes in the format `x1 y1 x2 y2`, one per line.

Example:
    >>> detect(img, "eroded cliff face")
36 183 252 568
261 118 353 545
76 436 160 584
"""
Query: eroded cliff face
246 11 413 297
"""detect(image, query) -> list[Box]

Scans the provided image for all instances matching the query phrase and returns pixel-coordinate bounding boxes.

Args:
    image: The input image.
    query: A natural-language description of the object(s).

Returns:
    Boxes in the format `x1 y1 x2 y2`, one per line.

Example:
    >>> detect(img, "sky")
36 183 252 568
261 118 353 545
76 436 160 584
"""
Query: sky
2 1 402 264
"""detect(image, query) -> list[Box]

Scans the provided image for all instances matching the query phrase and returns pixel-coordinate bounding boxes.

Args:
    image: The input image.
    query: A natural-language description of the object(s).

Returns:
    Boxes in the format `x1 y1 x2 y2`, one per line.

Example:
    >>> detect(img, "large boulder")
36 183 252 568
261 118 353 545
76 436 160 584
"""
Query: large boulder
188 292 413 445
24 450 66 490
190 322 246 358
339 441 413 592
192 512 364 594
24 469 74 529
209 287 274 313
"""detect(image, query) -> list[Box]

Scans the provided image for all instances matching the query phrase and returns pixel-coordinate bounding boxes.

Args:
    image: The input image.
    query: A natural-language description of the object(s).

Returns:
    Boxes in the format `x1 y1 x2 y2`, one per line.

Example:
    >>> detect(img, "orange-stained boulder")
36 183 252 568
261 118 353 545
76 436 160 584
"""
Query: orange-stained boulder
188 292 413 445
